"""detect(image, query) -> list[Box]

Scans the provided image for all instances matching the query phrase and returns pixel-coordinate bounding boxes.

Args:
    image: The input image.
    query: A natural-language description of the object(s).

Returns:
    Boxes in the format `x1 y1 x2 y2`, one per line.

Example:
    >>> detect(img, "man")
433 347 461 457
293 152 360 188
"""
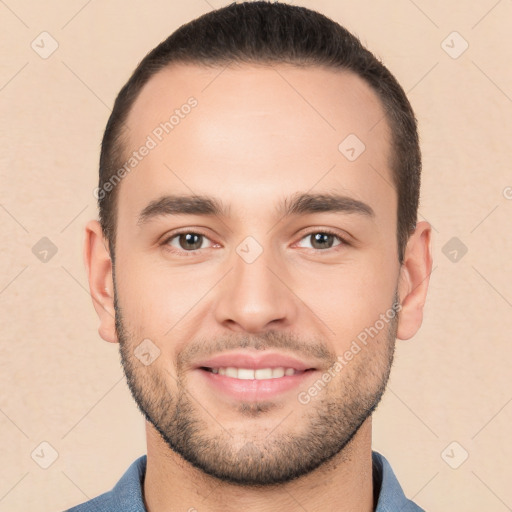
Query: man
73 1 432 510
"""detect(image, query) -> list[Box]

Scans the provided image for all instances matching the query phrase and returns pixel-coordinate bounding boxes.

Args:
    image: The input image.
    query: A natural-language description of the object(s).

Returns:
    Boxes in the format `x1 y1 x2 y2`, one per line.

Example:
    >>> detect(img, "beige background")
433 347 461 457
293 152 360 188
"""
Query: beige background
1 0 511 511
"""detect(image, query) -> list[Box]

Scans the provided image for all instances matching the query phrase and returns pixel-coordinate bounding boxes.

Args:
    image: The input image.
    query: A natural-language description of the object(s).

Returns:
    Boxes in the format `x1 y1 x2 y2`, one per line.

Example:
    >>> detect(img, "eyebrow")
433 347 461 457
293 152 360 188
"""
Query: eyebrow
136 192 375 226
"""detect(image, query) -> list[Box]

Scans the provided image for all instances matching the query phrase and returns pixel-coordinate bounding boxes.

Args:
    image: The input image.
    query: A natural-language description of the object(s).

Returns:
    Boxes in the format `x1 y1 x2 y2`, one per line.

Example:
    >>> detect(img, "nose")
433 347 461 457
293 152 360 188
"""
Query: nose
213 241 299 333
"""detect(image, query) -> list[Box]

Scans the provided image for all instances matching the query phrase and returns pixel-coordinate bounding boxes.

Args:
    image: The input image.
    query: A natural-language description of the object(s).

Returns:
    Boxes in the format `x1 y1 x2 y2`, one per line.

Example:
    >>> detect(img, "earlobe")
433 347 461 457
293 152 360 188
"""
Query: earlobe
83 220 118 343
396 221 433 340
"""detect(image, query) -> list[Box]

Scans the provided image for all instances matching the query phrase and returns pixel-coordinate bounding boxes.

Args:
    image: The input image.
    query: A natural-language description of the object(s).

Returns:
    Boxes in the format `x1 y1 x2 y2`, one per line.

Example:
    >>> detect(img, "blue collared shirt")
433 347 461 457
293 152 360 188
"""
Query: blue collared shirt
65 451 425 511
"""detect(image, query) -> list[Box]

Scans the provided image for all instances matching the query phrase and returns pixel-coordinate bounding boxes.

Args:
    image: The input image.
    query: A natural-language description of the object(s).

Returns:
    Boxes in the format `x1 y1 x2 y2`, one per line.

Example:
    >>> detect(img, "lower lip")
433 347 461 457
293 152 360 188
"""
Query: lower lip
196 368 318 401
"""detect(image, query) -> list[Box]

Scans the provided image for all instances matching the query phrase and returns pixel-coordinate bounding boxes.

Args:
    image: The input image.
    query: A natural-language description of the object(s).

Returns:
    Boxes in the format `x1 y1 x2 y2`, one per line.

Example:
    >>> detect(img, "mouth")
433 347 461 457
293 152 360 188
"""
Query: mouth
200 366 315 379
193 351 321 401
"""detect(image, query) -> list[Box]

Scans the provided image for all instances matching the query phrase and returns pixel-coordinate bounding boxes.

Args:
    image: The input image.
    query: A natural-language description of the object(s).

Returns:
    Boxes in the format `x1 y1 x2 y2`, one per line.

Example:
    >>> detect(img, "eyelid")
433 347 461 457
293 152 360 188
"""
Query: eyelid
292 228 351 253
160 228 216 255
160 227 351 256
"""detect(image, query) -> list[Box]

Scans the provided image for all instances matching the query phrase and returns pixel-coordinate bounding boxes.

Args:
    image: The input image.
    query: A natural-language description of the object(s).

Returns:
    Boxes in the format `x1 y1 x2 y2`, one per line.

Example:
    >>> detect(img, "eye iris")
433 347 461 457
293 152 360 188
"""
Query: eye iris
311 233 334 249
180 233 202 250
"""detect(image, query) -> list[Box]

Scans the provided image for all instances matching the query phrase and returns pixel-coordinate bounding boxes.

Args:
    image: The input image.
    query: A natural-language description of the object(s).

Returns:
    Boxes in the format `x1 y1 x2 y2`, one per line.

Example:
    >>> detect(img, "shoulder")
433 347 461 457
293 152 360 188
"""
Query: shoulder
63 455 147 512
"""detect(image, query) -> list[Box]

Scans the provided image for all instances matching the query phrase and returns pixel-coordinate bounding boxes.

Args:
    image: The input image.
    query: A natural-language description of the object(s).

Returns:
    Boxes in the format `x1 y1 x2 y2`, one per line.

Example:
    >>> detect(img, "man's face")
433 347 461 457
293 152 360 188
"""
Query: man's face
113 63 401 485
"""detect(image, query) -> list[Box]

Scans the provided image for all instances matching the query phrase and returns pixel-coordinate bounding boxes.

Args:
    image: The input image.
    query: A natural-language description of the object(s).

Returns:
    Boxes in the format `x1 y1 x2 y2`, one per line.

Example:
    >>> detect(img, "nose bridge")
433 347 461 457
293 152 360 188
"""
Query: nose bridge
213 235 297 332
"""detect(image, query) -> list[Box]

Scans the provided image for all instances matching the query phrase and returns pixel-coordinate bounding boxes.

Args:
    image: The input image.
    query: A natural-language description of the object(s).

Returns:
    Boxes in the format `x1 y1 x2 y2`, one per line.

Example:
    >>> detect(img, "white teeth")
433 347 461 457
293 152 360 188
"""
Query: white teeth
255 368 273 379
237 368 255 380
209 367 298 379
225 367 238 378
272 367 285 378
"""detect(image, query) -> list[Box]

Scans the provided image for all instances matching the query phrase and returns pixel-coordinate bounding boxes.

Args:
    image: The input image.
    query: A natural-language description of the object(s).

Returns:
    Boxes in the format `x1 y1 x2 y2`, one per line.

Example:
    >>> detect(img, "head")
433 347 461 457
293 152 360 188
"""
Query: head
85 1 432 486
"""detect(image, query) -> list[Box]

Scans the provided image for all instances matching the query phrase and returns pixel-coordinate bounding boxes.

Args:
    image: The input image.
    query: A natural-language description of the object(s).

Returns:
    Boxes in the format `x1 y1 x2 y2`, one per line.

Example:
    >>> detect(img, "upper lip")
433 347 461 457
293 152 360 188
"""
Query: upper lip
195 351 318 371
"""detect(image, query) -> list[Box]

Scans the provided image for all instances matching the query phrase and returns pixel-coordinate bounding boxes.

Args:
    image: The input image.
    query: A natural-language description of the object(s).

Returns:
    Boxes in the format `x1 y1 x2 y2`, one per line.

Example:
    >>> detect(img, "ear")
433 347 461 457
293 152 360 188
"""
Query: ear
396 220 433 340
83 220 118 343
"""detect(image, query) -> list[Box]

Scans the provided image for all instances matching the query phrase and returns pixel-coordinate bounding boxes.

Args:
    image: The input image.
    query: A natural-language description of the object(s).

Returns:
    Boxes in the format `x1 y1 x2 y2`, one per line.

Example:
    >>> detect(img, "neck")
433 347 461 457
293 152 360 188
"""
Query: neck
143 418 375 512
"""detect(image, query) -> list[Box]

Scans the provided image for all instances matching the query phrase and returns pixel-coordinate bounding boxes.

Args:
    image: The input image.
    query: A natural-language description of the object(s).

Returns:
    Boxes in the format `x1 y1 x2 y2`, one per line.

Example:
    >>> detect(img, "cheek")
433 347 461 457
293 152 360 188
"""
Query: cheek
297 253 398 346
115 256 217 345
114 259 169 338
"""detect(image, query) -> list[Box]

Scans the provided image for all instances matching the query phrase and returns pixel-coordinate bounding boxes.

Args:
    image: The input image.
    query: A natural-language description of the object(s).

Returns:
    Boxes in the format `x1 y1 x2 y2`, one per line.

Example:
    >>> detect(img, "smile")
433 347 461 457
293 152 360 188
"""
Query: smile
201 367 311 379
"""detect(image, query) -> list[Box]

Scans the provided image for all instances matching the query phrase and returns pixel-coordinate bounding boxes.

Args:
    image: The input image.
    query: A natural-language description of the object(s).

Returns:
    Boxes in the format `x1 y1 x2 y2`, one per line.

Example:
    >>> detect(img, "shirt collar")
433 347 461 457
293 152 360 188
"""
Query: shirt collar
106 451 424 511
372 451 425 511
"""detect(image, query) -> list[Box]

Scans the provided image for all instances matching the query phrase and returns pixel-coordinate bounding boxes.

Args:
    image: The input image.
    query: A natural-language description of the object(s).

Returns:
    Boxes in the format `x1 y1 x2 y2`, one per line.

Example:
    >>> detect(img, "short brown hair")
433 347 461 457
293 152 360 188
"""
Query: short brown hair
98 1 421 265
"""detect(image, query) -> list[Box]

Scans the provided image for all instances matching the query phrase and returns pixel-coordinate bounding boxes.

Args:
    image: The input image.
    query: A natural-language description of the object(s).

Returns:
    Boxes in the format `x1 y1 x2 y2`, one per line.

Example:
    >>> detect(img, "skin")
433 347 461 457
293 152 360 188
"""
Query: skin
84 62 432 512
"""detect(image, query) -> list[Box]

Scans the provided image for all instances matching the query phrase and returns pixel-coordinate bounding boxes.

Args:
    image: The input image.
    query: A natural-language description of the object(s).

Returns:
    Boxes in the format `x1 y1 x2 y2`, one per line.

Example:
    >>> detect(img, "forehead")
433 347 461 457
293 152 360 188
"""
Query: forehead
118 62 394 228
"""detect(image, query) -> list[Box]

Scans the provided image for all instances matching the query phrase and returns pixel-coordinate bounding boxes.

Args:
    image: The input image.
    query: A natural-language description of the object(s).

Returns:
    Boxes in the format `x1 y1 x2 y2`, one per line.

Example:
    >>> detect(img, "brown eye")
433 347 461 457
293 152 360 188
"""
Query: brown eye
310 233 337 250
177 233 204 250
297 231 346 251
163 231 214 255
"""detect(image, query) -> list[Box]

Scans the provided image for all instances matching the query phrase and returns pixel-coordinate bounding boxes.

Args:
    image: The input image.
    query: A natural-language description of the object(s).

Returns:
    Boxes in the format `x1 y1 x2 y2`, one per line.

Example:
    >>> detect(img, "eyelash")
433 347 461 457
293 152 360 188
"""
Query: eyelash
160 228 350 257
